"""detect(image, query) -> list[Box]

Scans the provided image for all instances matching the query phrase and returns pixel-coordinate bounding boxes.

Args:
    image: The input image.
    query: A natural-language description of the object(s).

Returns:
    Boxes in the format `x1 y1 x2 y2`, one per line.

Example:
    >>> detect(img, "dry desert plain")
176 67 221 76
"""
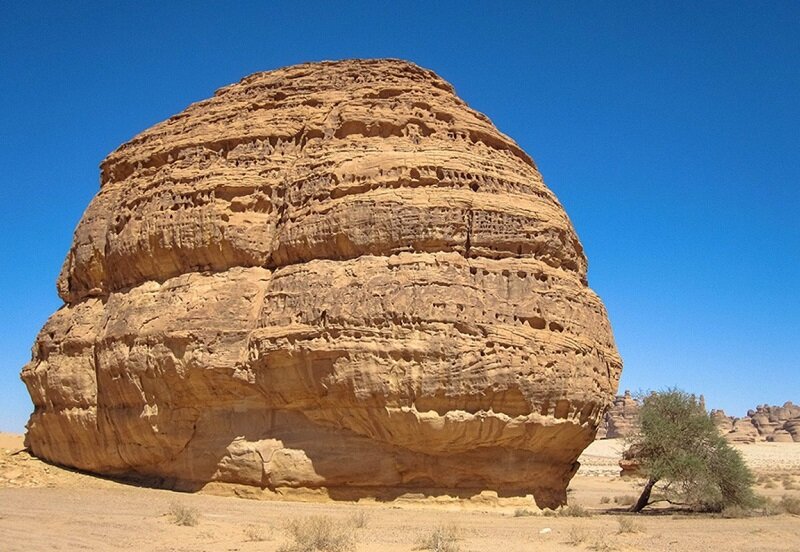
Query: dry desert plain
1 433 799 552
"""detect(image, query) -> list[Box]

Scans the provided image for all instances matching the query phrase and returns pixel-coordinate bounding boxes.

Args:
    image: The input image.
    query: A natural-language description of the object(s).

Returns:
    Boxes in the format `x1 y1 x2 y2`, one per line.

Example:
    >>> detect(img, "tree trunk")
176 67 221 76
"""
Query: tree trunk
630 477 658 513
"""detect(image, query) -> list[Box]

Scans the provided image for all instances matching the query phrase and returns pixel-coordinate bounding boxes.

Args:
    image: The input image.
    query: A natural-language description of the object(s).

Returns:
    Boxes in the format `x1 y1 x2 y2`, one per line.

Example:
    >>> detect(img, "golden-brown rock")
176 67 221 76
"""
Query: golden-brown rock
22 59 622 508
713 402 800 444
596 390 639 439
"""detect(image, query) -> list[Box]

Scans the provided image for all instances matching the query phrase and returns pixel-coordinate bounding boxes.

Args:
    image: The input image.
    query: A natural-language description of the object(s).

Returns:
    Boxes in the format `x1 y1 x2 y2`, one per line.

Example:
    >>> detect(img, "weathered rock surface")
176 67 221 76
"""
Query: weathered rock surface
713 402 800 444
596 390 639 439
22 59 622 508
710 409 734 434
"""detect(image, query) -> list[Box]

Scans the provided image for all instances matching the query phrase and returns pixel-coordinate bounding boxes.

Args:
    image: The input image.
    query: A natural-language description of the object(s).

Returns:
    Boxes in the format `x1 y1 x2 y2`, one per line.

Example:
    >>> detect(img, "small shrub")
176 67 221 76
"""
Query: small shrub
613 495 636 506
541 509 558 517
168 502 199 527
600 496 611 504
279 516 355 552
349 510 369 529
616 516 643 533
758 496 782 516
566 526 589 546
720 505 752 519
764 481 777 489
513 508 536 517
588 538 614 552
416 524 460 552
780 495 800 515
562 504 592 517
244 524 271 542
721 495 799 517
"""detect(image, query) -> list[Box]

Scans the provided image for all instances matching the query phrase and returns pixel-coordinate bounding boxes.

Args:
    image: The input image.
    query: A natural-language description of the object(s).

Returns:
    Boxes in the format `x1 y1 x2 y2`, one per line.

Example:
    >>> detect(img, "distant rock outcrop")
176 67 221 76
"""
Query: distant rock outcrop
596 392 800 446
596 390 639 439
21 59 622 509
713 402 800 444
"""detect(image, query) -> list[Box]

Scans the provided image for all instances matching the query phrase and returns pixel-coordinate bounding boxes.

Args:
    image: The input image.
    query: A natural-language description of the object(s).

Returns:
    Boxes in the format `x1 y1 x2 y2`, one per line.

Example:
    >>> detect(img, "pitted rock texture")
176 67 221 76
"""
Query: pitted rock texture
22 59 622 508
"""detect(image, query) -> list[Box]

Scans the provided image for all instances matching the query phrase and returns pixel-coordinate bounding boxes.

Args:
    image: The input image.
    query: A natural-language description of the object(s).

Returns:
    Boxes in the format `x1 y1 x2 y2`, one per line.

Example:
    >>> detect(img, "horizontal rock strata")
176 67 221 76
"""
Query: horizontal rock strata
23 59 622 508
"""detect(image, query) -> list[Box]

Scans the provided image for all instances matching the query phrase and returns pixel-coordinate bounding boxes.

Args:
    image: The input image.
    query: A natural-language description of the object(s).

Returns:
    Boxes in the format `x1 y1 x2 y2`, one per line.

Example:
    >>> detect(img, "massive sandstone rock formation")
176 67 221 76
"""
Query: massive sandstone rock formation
21 59 622 508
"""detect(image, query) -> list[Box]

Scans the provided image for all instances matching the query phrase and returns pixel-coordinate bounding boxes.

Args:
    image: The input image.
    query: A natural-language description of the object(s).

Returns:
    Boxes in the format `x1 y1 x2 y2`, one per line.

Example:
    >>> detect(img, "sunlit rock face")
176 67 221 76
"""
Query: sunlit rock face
596 390 639 439
713 402 800 444
22 59 622 508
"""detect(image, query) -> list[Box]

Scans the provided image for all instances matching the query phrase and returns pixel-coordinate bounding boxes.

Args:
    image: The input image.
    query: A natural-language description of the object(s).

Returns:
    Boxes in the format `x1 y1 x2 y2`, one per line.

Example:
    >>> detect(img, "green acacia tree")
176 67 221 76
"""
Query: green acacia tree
625 388 755 513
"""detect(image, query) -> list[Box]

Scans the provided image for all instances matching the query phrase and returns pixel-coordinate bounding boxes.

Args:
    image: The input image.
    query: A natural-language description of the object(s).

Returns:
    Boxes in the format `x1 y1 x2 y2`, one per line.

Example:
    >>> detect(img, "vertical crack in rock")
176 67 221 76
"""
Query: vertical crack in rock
464 208 473 258
21 59 622 508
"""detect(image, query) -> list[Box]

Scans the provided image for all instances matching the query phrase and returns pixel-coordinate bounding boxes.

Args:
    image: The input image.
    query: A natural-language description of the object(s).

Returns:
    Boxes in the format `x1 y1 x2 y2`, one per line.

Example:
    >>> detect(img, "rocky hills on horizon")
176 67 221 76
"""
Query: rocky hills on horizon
597 390 800 443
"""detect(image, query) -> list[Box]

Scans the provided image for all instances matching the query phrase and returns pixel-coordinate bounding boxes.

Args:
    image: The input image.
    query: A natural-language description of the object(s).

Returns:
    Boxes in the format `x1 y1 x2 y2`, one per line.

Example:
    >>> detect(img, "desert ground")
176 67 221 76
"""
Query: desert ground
1 433 799 552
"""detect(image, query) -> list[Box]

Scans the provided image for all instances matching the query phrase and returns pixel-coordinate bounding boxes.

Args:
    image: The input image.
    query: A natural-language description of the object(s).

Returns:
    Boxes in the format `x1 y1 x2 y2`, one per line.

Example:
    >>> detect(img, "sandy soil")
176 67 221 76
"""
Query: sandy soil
1 432 799 551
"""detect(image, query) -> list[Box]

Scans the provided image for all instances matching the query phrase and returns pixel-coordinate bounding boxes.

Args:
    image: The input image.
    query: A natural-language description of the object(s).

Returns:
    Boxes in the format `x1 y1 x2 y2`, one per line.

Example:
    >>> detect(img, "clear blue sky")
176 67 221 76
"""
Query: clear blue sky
1 1 798 432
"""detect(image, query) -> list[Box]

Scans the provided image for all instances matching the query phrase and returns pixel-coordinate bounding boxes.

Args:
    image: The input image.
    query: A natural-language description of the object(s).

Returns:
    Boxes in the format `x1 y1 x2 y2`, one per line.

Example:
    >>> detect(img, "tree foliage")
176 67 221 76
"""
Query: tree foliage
625 388 755 512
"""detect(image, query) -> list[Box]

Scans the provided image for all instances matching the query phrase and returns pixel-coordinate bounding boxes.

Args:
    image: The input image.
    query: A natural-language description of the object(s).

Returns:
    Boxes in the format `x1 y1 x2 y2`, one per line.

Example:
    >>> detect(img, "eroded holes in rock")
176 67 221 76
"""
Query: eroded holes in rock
112 215 127 233
554 399 570 419
469 267 478 275
365 88 404 99
549 322 564 333
410 168 421 180
523 316 546 330
580 402 596 423
517 271 527 279
434 111 454 123
435 167 445 180
470 182 480 192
